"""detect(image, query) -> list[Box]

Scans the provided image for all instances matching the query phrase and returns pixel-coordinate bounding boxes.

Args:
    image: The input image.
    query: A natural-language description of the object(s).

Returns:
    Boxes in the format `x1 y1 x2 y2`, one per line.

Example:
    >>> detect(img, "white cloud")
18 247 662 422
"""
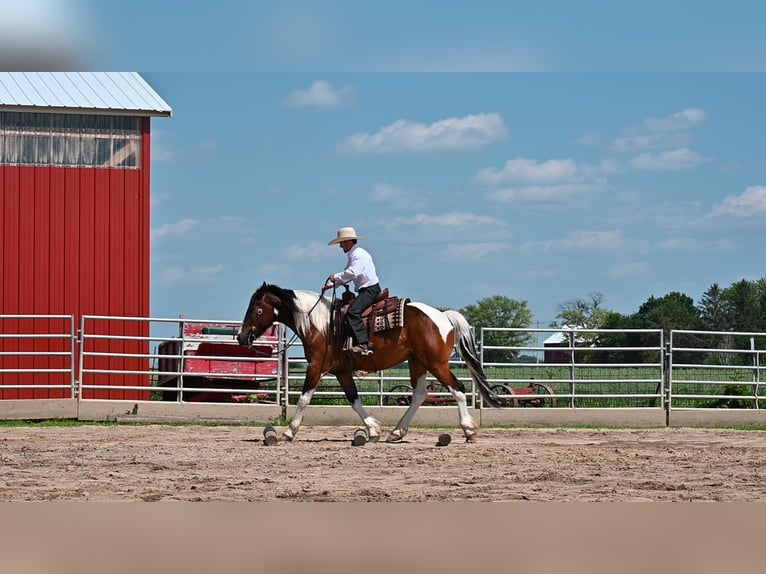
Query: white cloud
629 147 710 171
155 264 224 286
607 261 651 279
341 113 508 155
560 229 625 251
445 242 509 259
656 237 702 251
283 80 354 109
710 185 766 217
151 216 249 242
476 158 579 185
522 229 629 254
485 181 607 202
613 108 708 152
370 182 429 210
396 212 505 227
151 218 198 240
477 157 609 203
281 241 332 261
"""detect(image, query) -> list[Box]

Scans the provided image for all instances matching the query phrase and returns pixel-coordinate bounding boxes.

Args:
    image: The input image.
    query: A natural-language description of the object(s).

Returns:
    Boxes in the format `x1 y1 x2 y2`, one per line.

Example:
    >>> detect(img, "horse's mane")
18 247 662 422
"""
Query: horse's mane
254 283 330 338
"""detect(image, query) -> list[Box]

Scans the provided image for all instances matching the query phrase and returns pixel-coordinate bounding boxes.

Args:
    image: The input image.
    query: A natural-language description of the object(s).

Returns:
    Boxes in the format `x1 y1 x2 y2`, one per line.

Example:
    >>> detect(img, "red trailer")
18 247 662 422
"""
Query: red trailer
157 321 281 403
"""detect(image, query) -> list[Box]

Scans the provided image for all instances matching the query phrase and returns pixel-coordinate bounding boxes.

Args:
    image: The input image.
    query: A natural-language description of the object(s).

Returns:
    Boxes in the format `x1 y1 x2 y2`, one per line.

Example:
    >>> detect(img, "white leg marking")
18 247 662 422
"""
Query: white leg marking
449 387 477 439
389 374 429 441
285 388 316 439
351 399 381 439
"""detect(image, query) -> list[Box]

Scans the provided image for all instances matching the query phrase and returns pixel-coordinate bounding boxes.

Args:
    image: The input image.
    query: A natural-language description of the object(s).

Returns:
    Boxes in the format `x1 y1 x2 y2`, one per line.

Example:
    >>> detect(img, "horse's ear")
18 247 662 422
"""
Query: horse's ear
261 281 268 288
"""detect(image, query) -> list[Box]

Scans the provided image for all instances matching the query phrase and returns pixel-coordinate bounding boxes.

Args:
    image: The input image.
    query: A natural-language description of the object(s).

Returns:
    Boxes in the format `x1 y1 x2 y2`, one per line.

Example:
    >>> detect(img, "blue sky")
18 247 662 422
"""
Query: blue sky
141 73 766 325
6 1 766 72
6 1 765 325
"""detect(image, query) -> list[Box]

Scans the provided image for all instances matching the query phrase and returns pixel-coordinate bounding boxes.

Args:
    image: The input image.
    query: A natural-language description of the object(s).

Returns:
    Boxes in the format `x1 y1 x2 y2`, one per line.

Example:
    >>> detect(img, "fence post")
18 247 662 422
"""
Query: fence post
664 339 672 426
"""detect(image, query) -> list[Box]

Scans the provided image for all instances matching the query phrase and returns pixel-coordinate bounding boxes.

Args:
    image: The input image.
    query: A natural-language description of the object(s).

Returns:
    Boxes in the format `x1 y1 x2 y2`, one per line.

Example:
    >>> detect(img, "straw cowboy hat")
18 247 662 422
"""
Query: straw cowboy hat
328 226 365 245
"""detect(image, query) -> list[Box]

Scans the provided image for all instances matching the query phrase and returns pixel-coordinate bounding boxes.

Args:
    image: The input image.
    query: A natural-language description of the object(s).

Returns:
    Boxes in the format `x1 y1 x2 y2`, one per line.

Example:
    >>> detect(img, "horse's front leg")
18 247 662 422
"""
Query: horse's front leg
335 371 382 442
387 364 429 442
281 364 323 441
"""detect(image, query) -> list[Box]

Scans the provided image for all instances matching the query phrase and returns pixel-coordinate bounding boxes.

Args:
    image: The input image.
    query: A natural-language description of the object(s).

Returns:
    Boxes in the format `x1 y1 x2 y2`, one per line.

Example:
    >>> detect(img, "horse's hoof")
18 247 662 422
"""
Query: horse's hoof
386 429 406 442
367 434 380 443
279 434 293 442
464 434 477 444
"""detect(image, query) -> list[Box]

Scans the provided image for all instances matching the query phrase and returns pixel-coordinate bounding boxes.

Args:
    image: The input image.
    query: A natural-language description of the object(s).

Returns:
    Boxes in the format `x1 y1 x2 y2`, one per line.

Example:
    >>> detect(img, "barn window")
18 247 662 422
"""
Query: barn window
0 112 141 168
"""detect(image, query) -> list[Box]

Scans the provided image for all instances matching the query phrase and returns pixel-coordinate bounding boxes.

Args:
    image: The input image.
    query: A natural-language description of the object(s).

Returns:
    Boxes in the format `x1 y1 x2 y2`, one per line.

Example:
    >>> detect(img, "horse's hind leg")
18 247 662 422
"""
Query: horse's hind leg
336 371 382 442
431 365 478 443
387 360 429 442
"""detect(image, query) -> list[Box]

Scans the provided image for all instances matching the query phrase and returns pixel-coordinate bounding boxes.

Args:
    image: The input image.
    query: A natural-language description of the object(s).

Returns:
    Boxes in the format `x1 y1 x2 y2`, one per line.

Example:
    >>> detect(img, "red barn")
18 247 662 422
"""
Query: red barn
0 72 171 400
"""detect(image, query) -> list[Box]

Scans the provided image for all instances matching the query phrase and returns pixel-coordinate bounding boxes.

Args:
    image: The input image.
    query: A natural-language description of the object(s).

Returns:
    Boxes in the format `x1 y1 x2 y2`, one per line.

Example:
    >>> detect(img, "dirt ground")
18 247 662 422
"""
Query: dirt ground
1 424 765 501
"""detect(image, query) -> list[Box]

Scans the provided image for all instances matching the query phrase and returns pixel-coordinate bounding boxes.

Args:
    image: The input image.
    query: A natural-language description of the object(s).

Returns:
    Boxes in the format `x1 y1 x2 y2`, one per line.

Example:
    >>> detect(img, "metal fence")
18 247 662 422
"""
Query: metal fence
2 315 766 415
669 329 766 409
0 314 76 398
480 327 665 409
79 315 285 404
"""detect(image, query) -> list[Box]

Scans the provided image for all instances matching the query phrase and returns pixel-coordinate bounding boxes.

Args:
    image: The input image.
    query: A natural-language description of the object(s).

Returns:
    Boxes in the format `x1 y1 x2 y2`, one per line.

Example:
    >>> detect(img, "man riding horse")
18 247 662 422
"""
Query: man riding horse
322 227 380 356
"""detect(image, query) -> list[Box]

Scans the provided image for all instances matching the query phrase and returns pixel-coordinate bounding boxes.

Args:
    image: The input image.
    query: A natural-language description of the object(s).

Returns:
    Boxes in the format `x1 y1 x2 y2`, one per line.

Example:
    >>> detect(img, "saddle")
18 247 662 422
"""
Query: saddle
331 286 409 348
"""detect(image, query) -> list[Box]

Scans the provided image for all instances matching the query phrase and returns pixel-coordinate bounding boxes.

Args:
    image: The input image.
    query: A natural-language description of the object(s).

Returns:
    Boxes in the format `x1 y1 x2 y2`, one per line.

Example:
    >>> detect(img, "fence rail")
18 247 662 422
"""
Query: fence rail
3 315 766 421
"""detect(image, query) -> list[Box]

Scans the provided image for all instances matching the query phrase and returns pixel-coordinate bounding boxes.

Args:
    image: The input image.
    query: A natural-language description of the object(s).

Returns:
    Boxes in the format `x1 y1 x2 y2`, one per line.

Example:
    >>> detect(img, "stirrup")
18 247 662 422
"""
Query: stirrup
351 344 373 356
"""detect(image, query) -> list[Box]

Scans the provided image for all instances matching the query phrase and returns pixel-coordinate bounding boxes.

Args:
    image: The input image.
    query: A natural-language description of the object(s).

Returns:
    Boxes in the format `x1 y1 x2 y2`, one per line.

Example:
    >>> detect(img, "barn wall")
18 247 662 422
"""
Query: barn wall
0 117 152 400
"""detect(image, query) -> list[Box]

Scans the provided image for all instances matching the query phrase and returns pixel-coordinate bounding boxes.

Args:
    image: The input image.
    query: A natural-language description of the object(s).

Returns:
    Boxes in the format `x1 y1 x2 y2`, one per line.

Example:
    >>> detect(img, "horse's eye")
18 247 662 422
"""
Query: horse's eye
256 308 263 316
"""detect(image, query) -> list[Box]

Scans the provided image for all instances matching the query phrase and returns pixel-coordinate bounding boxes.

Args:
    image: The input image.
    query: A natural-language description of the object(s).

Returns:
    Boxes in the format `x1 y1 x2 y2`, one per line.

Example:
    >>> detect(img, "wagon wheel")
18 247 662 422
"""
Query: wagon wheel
383 384 413 406
491 384 519 408
527 382 557 408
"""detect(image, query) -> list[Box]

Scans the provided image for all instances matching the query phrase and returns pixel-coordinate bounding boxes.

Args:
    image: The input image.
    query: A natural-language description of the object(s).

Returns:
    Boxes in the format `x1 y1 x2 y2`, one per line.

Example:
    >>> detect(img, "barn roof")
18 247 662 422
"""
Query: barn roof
0 72 172 117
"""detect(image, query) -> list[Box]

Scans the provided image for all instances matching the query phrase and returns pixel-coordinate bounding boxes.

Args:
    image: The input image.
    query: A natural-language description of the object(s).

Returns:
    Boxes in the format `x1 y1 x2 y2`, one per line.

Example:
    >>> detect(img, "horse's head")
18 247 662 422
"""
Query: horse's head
236 282 281 347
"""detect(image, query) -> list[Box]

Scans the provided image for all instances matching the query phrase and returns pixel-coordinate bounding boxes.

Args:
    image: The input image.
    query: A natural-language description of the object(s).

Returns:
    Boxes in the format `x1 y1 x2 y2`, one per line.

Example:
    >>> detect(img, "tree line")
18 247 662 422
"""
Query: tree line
459 277 766 363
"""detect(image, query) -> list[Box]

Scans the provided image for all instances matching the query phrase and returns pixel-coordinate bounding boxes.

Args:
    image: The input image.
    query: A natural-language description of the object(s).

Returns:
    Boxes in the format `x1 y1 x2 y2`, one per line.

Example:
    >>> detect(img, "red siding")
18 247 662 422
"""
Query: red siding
0 118 152 400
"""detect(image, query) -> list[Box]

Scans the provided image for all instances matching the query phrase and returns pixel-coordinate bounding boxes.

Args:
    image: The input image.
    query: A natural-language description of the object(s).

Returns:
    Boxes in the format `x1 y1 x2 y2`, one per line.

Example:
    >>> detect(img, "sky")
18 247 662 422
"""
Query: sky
140 72 766 326
3 0 766 326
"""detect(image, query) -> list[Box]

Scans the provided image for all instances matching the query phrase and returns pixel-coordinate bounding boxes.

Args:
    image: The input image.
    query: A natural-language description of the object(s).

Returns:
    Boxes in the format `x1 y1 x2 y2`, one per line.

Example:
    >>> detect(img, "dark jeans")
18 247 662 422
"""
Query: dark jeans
346 283 381 345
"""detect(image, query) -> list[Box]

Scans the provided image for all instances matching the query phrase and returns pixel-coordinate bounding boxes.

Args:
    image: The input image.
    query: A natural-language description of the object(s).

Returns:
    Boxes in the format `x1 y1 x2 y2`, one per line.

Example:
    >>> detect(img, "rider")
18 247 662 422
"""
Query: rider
322 226 381 356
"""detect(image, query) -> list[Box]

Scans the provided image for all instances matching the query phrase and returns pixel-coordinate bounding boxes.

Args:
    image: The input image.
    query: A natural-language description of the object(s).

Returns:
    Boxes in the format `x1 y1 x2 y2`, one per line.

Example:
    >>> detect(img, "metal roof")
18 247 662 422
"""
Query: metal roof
0 72 172 117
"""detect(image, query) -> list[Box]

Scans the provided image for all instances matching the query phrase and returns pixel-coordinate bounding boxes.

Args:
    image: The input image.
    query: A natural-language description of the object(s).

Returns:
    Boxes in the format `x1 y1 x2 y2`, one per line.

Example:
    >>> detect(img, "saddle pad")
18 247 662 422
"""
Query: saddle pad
373 297 409 333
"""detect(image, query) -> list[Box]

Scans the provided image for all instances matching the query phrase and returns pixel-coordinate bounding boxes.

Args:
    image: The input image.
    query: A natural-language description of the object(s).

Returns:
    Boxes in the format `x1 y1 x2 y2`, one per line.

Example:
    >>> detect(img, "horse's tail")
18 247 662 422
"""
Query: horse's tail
443 310 506 408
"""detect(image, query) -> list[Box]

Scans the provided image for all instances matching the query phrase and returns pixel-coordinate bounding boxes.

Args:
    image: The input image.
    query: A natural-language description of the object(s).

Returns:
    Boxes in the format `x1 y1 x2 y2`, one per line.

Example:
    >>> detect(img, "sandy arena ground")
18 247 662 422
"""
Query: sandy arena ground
1 424 765 501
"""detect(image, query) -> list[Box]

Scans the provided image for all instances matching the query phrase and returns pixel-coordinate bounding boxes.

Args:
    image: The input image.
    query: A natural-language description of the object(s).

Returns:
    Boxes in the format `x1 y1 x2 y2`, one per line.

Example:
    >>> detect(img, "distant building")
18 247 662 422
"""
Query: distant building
543 327 588 364
543 331 570 363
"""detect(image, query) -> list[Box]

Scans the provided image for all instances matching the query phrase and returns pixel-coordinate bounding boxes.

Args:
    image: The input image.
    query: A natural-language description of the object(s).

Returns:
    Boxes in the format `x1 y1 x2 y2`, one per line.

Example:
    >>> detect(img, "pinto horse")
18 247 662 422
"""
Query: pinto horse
236 282 505 443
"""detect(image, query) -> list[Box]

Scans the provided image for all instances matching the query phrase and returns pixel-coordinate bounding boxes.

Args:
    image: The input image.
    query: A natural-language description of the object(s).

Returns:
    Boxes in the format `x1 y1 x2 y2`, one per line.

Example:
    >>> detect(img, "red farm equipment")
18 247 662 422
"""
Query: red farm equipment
383 380 556 407
156 320 281 403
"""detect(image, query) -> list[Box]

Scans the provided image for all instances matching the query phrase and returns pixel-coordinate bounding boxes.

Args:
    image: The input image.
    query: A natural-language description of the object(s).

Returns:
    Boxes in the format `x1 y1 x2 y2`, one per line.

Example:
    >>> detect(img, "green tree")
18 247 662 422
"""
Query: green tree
698 283 729 331
723 279 761 332
552 291 610 329
460 295 533 363
634 291 702 334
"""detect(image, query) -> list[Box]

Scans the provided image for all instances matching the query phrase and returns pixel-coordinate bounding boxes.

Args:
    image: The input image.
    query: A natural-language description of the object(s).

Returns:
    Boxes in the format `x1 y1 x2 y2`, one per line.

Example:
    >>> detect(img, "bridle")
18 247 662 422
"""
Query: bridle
242 289 328 356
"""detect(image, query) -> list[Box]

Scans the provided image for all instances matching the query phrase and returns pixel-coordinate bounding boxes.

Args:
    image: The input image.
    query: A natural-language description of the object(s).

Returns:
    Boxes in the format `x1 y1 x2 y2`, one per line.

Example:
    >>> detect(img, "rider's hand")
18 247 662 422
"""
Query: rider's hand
322 275 334 293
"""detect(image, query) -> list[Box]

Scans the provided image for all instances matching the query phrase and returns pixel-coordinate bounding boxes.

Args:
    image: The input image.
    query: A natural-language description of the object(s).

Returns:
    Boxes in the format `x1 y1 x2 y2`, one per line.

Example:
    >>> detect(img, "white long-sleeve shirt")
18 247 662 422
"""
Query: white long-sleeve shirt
332 244 379 292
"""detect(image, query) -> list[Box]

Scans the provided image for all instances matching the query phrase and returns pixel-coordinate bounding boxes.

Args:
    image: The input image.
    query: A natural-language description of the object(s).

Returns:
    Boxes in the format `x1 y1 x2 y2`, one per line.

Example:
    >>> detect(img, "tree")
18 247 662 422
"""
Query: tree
698 283 729 331
634 292 702 333
552 291 609 329
551 292 630 361
459 295 533 363
723 279 761 332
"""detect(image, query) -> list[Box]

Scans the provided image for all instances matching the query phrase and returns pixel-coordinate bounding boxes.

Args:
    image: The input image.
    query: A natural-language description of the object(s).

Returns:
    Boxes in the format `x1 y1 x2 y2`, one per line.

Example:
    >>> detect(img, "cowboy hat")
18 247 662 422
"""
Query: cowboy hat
328 226 365 245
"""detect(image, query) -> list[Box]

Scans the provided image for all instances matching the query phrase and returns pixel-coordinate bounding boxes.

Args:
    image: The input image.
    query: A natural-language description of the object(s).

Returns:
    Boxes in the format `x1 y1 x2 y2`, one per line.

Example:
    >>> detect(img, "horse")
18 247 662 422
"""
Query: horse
236 282 505 443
